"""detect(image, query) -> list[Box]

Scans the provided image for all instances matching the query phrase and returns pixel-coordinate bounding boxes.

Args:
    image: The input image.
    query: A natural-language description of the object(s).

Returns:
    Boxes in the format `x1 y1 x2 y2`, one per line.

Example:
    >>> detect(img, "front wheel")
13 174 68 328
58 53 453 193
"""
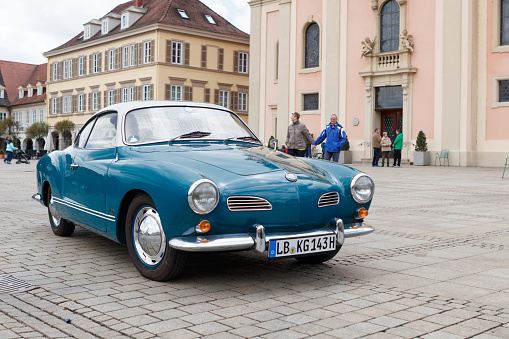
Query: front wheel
125 193 188 281
47 186 75 236
295 246 341 264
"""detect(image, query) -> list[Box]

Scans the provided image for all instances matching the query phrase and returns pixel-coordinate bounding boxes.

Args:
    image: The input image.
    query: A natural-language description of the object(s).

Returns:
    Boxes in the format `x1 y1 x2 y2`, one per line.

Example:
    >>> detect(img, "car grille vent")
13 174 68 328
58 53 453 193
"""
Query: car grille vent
318 192 339 208
227 196 272 211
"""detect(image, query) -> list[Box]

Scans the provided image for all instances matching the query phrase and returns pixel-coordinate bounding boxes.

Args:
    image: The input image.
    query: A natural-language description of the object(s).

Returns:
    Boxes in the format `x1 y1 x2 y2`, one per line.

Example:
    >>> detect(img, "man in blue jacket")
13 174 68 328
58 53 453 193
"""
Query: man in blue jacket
312 114 346 162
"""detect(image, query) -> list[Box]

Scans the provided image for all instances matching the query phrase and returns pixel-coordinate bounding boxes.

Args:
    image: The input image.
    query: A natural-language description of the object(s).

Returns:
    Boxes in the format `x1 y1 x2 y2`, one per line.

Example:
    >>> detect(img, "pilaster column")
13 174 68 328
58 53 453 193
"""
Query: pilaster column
276 0 292 143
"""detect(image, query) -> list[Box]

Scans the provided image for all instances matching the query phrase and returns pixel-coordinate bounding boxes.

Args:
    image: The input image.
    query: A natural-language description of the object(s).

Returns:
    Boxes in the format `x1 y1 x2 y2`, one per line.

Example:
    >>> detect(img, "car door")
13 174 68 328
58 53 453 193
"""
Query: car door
64 112 118 232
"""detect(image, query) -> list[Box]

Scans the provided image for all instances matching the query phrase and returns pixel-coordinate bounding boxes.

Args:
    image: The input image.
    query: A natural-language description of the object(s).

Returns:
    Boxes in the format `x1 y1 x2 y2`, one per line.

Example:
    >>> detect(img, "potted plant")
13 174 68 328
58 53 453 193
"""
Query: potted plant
0 150 6 159
413 130 430 166
339 135 352 164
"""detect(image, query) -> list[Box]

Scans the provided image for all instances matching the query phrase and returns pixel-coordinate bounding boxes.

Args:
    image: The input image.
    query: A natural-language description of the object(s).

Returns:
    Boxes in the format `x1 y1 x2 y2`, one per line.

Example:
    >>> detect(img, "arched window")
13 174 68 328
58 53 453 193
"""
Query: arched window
305 23 320 68
502 0 509 45
380 0 400 53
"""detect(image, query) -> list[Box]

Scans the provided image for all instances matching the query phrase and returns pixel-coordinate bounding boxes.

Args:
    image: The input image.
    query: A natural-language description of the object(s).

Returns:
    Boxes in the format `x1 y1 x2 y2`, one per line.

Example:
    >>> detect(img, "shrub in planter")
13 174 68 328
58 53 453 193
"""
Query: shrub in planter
414 130 430 166
339 135 352 164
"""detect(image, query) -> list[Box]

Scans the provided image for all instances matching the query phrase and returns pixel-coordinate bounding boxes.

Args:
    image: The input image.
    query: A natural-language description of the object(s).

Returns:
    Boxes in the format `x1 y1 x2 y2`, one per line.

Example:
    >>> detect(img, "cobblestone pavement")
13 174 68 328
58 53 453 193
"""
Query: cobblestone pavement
1 161 509 338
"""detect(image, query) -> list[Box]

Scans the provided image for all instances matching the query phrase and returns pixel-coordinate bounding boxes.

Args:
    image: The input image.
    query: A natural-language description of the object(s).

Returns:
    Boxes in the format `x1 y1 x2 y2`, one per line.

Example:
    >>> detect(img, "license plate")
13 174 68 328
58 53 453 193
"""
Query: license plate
268 234 336 258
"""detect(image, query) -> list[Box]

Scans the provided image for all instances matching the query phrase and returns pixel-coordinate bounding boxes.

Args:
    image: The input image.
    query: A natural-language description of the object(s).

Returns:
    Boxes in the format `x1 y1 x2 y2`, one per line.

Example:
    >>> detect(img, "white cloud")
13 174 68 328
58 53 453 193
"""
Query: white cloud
0 0 250 65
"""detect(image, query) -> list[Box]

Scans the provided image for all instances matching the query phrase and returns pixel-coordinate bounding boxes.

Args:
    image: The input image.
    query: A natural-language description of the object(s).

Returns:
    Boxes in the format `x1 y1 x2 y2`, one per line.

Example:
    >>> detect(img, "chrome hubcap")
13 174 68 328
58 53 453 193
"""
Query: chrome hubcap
49 197 61 227
133 207 165 266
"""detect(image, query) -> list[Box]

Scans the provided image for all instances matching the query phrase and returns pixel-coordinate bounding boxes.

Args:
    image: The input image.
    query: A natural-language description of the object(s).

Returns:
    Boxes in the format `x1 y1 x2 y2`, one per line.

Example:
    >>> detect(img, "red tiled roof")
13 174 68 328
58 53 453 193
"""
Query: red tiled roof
47 0 249 53
10 91 46 107
0 60 38 106
26 64 47 86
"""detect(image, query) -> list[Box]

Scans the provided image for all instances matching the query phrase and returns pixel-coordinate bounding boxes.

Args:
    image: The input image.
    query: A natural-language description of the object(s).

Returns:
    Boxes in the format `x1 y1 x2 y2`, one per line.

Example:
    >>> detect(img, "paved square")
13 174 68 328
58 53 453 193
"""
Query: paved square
1 162 508 338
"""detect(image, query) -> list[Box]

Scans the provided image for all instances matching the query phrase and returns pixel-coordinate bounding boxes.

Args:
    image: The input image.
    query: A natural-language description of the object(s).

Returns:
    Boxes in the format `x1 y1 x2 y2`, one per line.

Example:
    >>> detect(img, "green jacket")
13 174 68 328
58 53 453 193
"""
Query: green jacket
393 133 403 150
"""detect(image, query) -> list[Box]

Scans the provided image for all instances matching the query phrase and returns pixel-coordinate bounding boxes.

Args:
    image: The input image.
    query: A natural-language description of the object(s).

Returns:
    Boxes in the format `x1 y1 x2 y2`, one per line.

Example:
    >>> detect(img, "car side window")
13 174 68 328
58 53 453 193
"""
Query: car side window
75 119 95 149
85 112 118 149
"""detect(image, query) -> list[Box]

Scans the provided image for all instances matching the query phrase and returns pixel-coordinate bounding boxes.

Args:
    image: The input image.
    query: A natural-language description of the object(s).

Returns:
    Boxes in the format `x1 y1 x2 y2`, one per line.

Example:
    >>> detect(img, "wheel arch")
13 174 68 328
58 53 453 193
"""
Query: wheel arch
116 189 150 245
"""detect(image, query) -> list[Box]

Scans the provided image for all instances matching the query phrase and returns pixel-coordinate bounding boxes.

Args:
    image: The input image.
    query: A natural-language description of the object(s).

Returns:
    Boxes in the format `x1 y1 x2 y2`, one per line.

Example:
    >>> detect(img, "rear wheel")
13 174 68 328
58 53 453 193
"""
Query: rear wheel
125 193 188 281
295 246 341 264
47 186 75 236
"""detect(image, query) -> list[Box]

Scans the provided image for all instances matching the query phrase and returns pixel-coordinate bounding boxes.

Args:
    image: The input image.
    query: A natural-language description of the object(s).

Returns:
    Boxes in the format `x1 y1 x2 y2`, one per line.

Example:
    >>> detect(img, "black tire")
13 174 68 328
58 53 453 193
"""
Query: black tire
47 186 75 236
125 193 188 281
16 160 20 164
295 246 341 264
26 161 30 164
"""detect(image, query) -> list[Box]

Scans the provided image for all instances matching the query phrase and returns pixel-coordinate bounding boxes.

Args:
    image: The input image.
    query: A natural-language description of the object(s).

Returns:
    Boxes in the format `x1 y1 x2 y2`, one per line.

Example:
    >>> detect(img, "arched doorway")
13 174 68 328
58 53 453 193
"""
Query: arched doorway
51 131 59 150
37 138 45 151
62 131 72 149
25 138 34 152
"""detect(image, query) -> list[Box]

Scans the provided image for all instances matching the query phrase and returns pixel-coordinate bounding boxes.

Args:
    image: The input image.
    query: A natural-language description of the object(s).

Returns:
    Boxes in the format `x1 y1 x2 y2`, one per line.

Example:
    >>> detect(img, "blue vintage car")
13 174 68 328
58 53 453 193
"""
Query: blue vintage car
33 102 375 281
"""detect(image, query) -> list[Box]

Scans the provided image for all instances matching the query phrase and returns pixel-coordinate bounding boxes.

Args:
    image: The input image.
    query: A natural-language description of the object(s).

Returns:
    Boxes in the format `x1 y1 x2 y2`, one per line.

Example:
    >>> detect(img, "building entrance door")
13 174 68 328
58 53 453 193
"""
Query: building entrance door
380 110 402 157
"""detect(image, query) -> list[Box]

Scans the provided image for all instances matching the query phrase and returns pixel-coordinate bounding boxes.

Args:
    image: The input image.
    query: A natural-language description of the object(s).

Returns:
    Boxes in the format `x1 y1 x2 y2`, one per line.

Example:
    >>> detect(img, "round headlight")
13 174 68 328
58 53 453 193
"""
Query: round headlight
350 174 375 204
188 179 219 214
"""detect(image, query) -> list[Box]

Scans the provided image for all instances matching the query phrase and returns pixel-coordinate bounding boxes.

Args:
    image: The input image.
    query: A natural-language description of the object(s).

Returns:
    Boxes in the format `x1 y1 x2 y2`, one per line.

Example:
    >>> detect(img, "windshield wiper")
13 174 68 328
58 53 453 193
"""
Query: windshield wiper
169 131 211 143
223 136 261 144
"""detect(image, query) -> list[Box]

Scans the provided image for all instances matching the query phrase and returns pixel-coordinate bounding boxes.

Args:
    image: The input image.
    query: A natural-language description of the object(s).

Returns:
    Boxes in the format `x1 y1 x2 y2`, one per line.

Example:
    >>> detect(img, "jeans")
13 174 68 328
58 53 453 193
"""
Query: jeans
393 149 401 166
324 151 339 162
381 151 390 166
5 151 13 163
304 146 312 158
287 149 305 157
372 147 381 166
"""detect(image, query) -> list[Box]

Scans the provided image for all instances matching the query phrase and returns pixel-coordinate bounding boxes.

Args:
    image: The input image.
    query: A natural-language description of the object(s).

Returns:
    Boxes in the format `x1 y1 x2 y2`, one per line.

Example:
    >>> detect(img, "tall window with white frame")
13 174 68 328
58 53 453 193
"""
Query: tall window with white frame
108 90 115 106
68 60 72 79
121 13 128 29
143 85 150 100
123 46 129 68
109 50 115 70
380 0 400 53
143 41 151 64
33 110 36 124
53 63 58 81
78 94 84 112
26 111 29 124
239 52 248 73
130 44 136 66
39 109 44 122
63 96 68 113
102 20 108 35
219 90 229 108
93 92 98 111
171 85 182 101
238 92 248 111
52 98 57 114
172 41 183 64
502 0 509 45
79 56 84 76
305 23 320 68
63 60 68 79
129 87 135 101
93 53 99 73
122 88 128 102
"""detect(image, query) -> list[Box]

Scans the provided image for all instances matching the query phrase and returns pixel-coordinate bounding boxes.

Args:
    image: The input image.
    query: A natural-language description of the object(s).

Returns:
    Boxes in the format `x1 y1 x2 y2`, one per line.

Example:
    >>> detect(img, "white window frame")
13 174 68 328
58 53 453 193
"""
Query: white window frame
28 88 33 98
26 111 30 124
129 87 135 102
238 92 248 111
108 90 115 106
53 63 58 81
143 41 151 64
52 98 57 114
63 60 68 79
78 56 84 76
205 15 216 25
69 59 72 78
171 85 182 101
39 109 44 122
93 53 99 73
130 44 136 66
19 90 23 99
122 88 128 102
84 25 90 39
63 96 68 113
102 20 108 35
121 13 128 29
123 46 129 68
109 49 115 71
33 110 36 123
219 90 229 108
78 94 84 112
0 89 3 99
37 86 42 96
177 9 189 19
92 92 98 111
239 52 249 74
143 85 150 101
172 41 183 64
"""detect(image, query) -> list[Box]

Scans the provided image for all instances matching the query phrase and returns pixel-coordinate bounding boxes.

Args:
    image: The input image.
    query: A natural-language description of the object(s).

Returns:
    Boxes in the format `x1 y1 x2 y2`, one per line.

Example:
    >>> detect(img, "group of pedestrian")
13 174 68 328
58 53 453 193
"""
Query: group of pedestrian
3 136 18 164
371 128 402 167
285 112 346 162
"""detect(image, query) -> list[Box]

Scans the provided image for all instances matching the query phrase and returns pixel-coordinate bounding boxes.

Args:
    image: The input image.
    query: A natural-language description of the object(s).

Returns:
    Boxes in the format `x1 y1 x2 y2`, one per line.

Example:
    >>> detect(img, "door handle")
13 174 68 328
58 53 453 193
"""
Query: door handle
70 164 79 170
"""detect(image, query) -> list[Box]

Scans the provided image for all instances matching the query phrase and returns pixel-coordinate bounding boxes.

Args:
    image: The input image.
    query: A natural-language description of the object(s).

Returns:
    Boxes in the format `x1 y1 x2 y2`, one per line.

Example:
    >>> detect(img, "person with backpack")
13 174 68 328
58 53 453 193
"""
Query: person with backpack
312 114 346 163
4 136 18 164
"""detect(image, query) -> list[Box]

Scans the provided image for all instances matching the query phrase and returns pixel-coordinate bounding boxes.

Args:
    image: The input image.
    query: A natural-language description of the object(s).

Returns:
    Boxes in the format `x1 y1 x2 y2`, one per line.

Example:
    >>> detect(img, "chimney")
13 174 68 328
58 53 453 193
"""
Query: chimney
135 0 143 7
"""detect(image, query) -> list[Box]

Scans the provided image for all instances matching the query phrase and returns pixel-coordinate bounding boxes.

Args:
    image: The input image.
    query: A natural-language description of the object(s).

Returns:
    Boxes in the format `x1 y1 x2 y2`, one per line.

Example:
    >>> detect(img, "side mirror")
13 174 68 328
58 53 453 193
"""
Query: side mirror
270 138 278 151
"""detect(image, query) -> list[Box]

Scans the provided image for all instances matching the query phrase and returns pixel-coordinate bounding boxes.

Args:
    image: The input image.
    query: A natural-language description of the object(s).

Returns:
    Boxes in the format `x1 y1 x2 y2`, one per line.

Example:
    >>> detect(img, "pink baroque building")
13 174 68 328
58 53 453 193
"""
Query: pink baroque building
248 0 509 167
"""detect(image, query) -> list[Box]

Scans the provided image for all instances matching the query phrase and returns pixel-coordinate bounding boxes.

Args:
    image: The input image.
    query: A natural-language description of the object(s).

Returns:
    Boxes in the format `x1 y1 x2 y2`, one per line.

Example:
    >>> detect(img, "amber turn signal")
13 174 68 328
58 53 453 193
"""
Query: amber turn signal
196 220 211 233
355 208 369 219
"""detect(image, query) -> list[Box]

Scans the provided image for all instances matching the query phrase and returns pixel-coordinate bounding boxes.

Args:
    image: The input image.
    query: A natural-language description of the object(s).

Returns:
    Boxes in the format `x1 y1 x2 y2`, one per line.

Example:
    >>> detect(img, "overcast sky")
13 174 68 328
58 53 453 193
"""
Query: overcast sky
0 0 250 65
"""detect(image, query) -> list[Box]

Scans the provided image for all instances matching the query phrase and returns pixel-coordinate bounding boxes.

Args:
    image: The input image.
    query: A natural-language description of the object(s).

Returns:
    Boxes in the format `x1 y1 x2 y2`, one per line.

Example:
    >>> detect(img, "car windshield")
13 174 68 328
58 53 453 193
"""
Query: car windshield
124 106 259 145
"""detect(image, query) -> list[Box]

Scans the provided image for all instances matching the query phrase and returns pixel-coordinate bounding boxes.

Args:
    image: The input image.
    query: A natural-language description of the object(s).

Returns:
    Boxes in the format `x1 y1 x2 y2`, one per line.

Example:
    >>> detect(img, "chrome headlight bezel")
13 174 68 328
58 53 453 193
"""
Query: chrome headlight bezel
350 173 375 204
187 179 219 214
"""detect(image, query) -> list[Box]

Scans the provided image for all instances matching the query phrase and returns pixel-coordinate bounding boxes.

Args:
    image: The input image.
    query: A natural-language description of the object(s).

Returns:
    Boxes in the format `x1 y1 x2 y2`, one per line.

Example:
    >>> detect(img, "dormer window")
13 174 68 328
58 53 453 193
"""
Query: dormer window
19 90 24 99
177 9 189 19
37 86 42 96
205 15 216 25
0 89 4 99
28 88 33 98
84 25 90 39
102 20 108 34
121 13 128 29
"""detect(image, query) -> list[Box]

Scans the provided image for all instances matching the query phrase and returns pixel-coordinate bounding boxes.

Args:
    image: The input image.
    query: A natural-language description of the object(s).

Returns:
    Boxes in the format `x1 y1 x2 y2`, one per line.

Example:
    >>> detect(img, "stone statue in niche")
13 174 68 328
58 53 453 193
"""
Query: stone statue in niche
400 30 414 52
361 36 376 58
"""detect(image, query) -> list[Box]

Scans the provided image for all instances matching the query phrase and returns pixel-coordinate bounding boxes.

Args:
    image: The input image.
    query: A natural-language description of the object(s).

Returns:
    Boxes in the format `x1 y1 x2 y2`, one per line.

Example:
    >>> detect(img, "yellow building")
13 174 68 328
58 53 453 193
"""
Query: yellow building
44 0 249 149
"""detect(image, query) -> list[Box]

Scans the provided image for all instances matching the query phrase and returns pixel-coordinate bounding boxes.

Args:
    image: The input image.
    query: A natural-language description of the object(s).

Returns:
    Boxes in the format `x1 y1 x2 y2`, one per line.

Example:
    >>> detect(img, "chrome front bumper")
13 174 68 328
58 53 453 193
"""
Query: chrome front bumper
32 193 45 206
168 219 374 253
